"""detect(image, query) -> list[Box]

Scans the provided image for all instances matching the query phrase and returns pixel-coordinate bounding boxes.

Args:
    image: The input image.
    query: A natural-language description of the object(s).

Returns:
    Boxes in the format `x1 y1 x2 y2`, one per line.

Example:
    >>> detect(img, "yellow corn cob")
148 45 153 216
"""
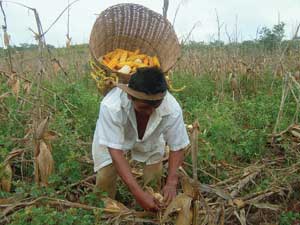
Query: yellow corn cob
127 54 147 61
106 53 121 69
152 56 160 67
100 48 161 75
148 57 154 67
143 57 149 66
119 51 128 62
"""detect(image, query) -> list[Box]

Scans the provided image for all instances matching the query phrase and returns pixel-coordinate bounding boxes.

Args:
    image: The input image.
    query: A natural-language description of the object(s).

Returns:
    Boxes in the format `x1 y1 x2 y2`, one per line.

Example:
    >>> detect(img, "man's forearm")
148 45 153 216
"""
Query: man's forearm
166 149 185 185
108 148 143 195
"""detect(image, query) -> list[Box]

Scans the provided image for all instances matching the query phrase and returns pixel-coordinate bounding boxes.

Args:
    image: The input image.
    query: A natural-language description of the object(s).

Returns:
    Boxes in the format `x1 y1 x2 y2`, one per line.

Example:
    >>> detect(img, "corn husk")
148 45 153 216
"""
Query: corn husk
145 186 163 203
162 193 193 225
23 81 32 95
37 140 54 186
34 117 49 140
103 197 130 214
43 130 60 141
0 163 12 192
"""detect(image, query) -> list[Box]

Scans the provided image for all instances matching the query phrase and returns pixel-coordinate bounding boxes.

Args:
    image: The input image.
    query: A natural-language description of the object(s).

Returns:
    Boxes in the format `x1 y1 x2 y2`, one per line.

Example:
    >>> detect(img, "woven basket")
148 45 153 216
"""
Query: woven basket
89 3 181 83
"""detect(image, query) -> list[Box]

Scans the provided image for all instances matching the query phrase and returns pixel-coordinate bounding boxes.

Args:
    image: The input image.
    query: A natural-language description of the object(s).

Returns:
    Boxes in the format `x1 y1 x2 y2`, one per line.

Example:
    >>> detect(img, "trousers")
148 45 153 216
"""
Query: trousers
94 161 163 199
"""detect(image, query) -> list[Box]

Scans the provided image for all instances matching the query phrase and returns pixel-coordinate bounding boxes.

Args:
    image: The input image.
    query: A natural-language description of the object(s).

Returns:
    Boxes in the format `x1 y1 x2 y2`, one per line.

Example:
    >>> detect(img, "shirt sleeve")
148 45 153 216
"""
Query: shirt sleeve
163 109 190 151
95 104 125 150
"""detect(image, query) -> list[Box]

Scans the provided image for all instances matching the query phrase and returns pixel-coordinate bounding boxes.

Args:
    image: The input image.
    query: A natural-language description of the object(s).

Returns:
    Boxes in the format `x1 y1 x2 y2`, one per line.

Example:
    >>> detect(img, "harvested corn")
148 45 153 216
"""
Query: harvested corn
99 48 161 74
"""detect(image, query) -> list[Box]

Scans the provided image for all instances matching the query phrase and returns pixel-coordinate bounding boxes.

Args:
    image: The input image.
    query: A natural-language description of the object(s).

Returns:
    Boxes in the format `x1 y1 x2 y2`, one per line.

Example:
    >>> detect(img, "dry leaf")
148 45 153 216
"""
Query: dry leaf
234 209 246 225
177 208 193 225
162 193 193 225
291 130 300 139
0 163 12 192
251 202 280 211
5 149 24 163
37 141 54 186
23 81 32 95
43 130 60 141
11 78 20 98
180 173 196 198
233 198 245 208
53 62 61 74
35 117 49 140
291 124 300 132
103 197 130 213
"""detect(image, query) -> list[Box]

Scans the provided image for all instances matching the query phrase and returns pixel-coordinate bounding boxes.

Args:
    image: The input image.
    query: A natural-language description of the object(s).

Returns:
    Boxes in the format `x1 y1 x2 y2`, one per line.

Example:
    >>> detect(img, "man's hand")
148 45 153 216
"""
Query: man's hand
134 189 161 211
108 148 161 211
162 182 177 206
163 149 185 206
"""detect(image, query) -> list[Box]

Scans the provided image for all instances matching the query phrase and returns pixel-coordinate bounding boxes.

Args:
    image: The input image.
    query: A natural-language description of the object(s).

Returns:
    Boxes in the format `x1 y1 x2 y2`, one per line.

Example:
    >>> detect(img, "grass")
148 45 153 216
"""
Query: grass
172 72 295 164
0 59 299 223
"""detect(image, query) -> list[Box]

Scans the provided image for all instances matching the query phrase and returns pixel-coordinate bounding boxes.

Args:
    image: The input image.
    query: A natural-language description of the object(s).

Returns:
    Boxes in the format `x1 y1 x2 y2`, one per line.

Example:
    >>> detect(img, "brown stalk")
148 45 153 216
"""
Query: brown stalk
0 1 13 72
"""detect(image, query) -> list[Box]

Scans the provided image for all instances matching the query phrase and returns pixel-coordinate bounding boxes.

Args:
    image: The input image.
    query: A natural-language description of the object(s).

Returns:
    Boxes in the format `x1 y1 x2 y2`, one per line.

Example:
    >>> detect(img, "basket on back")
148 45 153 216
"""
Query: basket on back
89 3 181 85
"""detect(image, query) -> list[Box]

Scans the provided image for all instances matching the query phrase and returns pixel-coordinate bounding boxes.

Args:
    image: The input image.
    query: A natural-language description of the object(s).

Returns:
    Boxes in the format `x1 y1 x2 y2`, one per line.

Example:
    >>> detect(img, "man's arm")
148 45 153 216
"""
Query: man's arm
162 149 184 205
108 148 160 211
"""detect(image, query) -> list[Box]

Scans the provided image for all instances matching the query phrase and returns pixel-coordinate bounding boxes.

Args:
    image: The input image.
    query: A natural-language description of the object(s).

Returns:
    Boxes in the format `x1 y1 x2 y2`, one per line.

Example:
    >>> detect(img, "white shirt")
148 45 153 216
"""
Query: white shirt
92 87 190 172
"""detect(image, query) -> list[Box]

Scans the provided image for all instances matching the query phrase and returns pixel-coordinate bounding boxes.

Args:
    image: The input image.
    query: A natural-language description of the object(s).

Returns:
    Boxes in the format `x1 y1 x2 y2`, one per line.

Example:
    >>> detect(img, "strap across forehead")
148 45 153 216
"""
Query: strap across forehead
117 83 166 101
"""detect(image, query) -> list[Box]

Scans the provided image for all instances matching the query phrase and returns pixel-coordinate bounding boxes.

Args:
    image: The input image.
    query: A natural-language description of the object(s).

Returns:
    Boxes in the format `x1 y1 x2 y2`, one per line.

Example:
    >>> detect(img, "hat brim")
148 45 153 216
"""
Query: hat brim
117 84 166 101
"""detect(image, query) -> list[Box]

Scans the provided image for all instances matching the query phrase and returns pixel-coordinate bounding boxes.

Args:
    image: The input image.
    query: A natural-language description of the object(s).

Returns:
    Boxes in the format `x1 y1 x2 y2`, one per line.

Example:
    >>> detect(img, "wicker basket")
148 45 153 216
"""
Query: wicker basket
89 3 181 83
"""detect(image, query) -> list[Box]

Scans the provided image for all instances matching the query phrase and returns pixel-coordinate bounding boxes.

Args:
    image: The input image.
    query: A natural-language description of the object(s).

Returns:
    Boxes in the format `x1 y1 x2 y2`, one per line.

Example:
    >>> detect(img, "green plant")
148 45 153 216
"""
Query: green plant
280 211 300 225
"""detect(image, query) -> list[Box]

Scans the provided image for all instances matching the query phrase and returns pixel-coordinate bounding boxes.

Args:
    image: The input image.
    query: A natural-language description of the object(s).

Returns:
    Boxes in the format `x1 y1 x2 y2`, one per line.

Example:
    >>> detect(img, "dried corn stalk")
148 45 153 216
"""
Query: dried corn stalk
66 37 71 48
3 30 10 48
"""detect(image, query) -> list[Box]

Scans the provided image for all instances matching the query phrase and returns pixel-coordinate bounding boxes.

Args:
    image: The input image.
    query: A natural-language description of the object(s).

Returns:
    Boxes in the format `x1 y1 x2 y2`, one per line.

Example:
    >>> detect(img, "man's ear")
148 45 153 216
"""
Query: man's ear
127 94 132 100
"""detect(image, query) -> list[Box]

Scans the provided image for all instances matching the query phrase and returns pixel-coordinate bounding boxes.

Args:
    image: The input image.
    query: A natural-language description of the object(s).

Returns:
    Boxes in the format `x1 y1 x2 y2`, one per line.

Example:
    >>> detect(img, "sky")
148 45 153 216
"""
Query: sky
1 0 299 47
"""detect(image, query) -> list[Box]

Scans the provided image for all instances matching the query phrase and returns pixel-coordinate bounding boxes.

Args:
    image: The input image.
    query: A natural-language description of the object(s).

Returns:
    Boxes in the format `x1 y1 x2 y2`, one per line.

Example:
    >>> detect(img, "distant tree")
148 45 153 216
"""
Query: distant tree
259 22 285 51
210 40 224 47
18 43 38 49
46 44 55 49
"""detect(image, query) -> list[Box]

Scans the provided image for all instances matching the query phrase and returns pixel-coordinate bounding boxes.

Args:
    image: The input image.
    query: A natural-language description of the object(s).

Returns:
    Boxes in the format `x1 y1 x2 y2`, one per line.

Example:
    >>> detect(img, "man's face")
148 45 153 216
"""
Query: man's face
130 97 163 116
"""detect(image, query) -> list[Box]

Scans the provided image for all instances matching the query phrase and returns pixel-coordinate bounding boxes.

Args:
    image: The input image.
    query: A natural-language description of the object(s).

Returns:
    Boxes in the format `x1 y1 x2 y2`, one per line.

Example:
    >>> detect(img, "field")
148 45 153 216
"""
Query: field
1 39 300 225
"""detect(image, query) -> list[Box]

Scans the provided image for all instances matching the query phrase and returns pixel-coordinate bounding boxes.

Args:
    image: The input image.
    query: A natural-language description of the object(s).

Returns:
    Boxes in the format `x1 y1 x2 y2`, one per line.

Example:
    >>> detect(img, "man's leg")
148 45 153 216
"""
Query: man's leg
95 164 117 199
143 161 163 191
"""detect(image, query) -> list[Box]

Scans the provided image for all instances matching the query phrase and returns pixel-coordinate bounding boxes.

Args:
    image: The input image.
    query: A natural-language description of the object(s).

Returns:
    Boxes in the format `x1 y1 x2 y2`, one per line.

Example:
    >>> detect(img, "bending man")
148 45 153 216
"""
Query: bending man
92 67 190 211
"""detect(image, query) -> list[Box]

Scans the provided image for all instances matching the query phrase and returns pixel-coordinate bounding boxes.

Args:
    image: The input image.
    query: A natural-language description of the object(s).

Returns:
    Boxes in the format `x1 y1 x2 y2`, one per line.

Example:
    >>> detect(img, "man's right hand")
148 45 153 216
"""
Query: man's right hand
108 149 160 211
134 190 160 211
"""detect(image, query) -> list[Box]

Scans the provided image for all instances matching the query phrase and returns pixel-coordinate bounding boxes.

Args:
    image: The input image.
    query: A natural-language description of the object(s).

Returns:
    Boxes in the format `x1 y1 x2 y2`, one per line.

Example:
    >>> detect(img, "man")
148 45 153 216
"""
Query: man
92 67 189 211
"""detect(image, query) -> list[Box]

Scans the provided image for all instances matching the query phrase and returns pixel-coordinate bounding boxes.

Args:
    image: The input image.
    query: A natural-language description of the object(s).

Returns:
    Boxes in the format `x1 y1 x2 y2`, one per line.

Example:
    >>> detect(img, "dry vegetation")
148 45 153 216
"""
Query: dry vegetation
0 2 300 225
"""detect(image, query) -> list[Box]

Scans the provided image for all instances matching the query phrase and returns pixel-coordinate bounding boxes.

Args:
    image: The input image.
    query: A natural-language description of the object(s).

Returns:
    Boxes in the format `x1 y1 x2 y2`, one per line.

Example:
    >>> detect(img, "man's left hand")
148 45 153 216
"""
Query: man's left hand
162 183 177 206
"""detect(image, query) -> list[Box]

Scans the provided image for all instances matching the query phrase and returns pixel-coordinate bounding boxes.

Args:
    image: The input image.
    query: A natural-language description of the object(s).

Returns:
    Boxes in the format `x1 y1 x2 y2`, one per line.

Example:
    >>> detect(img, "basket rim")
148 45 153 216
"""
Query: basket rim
89 3 181 76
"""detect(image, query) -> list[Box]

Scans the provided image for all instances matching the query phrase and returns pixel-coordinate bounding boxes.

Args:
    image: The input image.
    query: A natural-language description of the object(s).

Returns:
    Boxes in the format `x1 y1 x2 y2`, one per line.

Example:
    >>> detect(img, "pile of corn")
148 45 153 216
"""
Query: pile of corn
91 48 185 93
99 48 161 74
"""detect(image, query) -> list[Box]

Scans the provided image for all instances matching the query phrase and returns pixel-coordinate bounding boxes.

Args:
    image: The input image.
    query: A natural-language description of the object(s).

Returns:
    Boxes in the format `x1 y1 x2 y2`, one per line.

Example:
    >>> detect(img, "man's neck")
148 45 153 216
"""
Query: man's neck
135 110 150 140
